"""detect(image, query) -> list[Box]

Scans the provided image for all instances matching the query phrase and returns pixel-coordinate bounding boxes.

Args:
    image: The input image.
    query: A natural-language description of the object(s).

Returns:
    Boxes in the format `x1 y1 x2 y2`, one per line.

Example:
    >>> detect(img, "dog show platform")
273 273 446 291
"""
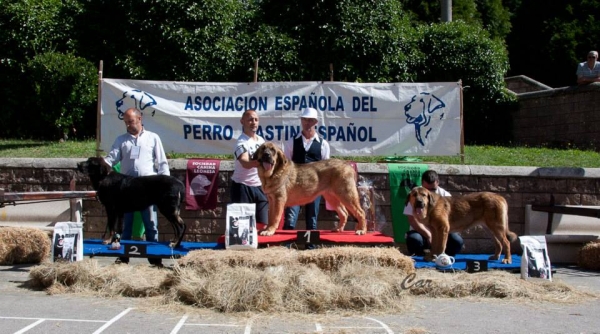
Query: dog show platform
413 254 521 272
83 231 394 258
83 239 224 259
217 230 396 247
83 236 521 273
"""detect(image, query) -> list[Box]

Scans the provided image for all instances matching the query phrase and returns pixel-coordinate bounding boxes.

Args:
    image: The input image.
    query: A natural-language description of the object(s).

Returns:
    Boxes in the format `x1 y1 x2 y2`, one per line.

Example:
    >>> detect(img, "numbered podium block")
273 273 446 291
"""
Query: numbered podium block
296 231 321 245
466 259 488 273
124 243 148 257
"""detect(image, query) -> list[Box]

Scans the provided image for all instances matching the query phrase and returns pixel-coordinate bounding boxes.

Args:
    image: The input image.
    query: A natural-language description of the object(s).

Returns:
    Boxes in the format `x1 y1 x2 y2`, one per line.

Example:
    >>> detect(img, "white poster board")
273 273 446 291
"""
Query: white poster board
52 222 84 262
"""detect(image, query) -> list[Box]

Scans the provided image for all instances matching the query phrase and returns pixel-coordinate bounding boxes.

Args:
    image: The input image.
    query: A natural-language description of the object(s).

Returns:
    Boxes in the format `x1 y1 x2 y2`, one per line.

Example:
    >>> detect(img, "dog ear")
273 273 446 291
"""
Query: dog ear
428 192 436 208
277 147 288 167
404 191 413 207
99 159 112 175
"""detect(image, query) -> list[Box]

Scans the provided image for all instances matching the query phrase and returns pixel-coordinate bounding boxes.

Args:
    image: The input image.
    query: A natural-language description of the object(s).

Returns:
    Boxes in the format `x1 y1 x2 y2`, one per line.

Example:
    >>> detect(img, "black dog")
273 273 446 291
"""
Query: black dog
77 157 186 248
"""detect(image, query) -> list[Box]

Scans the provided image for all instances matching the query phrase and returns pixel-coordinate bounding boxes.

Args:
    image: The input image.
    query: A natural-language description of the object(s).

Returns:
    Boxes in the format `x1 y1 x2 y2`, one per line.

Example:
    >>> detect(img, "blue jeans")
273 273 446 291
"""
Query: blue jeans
121 205 159 242
283 196 321 230
406 230 463 256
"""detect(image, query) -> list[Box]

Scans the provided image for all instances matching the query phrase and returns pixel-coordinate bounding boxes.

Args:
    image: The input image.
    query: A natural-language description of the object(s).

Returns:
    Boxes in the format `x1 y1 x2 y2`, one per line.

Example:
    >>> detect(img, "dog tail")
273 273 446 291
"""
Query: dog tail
177 186 185 213
502 201 518 242
506 230 518 243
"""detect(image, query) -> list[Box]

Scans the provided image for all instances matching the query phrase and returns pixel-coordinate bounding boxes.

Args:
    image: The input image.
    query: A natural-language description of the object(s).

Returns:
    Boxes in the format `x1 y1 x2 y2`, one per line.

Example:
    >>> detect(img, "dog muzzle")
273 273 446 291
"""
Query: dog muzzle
261 162 272 171
260 154 274 171
414 200 426 217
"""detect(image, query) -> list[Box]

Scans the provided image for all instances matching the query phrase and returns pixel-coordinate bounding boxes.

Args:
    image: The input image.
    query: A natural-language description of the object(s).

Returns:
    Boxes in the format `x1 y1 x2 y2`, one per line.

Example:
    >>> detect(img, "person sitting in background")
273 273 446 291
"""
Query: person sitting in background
576 50 600 85
403 170 464 256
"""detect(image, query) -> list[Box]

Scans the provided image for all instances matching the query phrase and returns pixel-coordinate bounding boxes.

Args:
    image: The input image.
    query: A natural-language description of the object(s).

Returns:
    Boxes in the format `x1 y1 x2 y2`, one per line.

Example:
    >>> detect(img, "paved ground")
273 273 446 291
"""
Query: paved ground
1 257 599 334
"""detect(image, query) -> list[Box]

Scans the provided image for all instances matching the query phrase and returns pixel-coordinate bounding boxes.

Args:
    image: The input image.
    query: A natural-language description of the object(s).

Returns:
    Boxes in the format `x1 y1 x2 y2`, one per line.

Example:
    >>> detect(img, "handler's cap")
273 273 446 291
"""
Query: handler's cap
300 107 318 119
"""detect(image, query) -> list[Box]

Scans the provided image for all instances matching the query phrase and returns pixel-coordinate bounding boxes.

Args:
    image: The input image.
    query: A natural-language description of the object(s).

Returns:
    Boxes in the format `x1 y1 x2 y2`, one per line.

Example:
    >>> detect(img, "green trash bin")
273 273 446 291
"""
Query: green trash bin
112 162 145 240
387 163 429 243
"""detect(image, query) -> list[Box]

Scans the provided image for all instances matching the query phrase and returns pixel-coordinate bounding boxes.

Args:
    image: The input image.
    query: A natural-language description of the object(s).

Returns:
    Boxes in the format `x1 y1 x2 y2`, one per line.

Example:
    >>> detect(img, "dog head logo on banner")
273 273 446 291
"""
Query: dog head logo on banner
404 92 446 146
115 90 157 119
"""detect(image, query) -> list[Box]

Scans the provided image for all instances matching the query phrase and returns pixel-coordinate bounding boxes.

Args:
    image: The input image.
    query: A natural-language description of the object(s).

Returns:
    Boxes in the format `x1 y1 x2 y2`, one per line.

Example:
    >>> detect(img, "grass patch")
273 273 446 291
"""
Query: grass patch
1 139 599 167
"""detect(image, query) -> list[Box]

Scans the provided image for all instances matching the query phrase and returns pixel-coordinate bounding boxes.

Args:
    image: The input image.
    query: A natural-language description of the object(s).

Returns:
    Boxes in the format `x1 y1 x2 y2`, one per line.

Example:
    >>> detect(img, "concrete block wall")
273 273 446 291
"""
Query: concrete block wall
512 83 600 148
1 158 600 254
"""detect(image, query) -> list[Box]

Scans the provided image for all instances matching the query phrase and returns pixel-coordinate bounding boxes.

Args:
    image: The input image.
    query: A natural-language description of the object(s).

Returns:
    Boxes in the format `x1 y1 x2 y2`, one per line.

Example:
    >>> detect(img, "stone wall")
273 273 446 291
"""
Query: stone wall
511 83 600 149
505 75 553 94
2 159 600 254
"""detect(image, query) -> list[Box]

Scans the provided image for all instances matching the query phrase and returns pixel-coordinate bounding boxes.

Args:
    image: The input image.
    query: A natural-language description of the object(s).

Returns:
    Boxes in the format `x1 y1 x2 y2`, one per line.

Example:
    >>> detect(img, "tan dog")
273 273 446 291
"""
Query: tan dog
406 187 517 264
254 142 367 236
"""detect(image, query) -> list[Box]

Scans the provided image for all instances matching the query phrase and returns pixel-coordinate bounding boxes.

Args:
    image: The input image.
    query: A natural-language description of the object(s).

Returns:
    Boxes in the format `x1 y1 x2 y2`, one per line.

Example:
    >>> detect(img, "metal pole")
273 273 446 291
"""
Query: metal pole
441 0 452 22
253 58 259 83
459 80 464 164
95 60 103 157
330 63 334 81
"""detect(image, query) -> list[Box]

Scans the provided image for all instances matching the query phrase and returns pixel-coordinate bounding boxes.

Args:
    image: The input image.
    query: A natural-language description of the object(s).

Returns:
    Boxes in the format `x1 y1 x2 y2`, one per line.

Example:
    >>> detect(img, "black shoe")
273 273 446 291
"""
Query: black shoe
115 257 129 264
148 258 163 267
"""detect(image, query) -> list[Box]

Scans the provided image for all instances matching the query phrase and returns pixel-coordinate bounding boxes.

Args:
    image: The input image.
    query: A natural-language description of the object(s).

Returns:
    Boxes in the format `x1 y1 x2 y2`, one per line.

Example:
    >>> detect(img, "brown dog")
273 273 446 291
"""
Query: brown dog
406 187 517 264
253 142 367 236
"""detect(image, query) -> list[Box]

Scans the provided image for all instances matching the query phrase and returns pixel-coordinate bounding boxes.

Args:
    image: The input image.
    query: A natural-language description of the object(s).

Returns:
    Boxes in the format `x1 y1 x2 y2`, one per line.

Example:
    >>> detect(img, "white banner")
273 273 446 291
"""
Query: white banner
100 80 461 156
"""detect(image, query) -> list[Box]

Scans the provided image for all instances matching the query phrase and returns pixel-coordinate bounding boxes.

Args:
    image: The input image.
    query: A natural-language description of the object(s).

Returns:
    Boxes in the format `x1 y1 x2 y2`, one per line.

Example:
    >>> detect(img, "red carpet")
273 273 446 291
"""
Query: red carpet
217 230 394 246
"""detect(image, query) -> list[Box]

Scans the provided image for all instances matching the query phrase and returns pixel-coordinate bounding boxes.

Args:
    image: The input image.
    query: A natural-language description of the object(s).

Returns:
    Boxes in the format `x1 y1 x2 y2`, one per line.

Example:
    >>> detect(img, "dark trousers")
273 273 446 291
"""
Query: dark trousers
406 230 463 256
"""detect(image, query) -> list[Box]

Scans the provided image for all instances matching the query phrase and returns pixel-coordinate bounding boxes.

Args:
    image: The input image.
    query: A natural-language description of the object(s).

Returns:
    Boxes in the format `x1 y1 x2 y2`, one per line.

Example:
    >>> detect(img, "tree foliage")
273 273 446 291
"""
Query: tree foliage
1 0 522 143
414 22 515 144
27 52 97 137
0 0 96 139
506 0 600 87
257 0 418 82
401 0 512 40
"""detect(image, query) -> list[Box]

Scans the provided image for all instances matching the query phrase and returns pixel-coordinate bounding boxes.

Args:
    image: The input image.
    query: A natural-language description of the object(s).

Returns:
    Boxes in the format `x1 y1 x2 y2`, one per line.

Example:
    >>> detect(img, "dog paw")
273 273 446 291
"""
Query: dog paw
102 239 111 245
259 229 275 236
501 258 512 264
354 230 367 235
424 254 435 262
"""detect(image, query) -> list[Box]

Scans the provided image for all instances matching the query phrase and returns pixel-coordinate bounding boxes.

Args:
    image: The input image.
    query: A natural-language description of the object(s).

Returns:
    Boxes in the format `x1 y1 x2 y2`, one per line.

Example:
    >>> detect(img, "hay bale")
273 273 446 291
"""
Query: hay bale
578 241 600 270
406 270 588 301
169 265 286 312
166 260 412 313
177 247 300 272
177 246 414 274
29 259 169 297
297 246 415 273
164 246 415 312
0 227 51 265
24 246 595 314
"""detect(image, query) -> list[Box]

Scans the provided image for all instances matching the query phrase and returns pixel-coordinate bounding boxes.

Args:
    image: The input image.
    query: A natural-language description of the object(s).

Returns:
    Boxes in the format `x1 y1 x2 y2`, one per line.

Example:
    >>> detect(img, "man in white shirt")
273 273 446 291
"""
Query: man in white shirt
403 170 464 256
282 107 331 230
104 108 169 266
576 50 600 85
230 109 268 227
